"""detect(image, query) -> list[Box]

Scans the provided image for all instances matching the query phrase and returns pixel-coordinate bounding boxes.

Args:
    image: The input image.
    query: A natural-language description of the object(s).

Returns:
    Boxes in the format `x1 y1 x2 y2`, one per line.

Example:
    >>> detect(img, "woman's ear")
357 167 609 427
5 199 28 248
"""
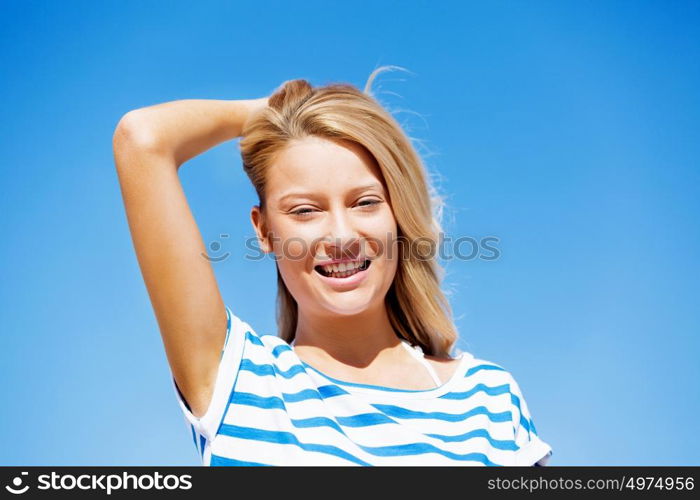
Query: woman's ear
250 205 272 253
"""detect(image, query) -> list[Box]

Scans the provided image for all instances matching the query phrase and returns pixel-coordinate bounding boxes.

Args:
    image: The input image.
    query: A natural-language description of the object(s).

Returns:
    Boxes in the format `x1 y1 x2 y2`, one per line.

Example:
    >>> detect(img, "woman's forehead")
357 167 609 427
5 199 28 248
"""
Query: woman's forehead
267 137 384 199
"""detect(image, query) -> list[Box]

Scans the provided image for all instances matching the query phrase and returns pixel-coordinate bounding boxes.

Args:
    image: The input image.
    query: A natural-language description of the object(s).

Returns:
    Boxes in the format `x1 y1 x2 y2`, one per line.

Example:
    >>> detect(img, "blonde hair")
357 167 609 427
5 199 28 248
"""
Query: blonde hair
239 67 459 358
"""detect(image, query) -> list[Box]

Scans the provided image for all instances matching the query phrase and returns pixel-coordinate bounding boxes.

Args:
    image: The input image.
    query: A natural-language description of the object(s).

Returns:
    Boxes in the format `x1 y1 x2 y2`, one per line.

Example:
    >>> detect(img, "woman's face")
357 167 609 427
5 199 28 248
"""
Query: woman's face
251 135 399 317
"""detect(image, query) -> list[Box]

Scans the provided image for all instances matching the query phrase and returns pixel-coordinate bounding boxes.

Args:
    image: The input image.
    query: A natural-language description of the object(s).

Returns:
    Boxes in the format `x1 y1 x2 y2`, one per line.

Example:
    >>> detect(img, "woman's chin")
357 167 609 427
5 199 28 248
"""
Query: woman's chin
315 294 376 316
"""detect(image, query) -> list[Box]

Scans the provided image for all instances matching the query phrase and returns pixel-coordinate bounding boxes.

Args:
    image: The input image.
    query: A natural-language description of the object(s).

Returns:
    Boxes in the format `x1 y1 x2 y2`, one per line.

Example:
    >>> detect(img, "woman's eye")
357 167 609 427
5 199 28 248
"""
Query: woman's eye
290 207 316 217
290 199 381 218
358 199 381 208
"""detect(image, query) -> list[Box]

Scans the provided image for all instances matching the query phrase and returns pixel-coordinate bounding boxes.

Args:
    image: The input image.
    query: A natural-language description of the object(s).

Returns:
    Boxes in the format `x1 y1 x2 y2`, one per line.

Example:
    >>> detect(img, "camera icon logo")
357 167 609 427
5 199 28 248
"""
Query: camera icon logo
201 233 230 262
5 471 29 494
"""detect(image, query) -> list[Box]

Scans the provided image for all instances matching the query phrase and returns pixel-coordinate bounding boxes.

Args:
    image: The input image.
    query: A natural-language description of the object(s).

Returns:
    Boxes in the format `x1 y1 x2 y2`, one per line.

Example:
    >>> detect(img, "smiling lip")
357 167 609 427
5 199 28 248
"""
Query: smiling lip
314 260 371 290
314 256 371 267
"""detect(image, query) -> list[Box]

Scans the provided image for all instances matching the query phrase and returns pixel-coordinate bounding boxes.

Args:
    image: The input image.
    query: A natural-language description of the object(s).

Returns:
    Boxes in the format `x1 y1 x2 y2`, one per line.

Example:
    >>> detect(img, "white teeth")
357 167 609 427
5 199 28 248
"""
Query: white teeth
320 260 363 274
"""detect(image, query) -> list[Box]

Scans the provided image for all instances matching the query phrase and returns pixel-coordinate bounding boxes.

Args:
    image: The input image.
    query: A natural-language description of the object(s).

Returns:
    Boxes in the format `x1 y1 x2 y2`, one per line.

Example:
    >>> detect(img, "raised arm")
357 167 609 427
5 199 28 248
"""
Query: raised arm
112 97 268 418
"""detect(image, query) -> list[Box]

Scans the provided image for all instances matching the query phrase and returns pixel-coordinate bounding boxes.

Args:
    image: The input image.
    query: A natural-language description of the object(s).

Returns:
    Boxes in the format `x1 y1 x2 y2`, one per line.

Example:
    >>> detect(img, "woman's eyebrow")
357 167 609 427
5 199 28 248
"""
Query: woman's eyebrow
277 182 383 203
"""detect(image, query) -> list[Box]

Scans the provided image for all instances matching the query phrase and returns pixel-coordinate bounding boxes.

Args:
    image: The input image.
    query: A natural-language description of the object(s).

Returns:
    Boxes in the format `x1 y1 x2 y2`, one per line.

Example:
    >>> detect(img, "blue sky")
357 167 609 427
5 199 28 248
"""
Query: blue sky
1 0 698 465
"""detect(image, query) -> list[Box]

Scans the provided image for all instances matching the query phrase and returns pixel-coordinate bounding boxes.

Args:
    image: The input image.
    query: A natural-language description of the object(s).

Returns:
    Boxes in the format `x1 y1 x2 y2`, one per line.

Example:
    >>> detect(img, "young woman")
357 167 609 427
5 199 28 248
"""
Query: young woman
113 68 553 466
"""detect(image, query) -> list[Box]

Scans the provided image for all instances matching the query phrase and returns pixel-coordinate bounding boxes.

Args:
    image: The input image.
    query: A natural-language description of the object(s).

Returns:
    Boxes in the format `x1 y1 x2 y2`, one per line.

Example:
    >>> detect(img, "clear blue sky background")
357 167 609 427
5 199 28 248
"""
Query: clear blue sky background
1 0 698 466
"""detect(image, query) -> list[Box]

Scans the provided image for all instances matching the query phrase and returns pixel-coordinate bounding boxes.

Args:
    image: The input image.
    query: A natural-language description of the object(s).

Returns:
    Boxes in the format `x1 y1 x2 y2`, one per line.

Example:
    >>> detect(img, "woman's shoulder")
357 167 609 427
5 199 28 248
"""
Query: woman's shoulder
428 347 522 386
423 353 467 384
225 306 294 357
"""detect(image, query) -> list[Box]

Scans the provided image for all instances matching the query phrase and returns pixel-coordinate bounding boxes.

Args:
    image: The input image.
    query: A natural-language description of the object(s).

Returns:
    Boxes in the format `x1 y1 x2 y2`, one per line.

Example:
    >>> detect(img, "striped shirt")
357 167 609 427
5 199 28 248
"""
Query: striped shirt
171 305 553 466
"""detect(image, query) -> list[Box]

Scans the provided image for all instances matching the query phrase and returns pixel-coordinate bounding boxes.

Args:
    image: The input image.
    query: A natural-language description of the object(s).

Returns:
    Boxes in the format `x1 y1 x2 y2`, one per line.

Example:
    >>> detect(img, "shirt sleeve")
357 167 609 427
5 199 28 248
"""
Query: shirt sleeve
507 373 554 466
170 305 246 457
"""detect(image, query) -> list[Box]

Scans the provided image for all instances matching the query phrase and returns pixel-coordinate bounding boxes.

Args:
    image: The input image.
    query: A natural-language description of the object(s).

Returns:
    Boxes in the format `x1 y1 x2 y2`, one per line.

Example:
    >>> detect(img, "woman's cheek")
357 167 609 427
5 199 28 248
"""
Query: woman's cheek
281 237 309 264
269 224 310 263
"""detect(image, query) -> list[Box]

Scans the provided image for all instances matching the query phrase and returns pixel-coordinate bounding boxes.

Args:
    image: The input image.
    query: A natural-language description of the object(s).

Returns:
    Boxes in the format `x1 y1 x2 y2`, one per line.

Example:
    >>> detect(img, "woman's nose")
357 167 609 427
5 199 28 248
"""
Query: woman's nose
323 210 361 256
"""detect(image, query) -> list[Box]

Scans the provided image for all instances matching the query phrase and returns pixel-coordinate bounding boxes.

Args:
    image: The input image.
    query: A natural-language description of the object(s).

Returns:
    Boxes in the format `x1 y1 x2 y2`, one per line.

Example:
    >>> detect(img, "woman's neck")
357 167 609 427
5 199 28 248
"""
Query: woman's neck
292 302 402 367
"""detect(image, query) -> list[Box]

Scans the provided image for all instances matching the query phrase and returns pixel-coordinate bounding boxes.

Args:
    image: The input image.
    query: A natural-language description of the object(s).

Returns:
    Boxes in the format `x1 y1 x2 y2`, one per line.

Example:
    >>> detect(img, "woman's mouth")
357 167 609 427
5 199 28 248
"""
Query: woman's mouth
313 259 372 290
314 259 371 279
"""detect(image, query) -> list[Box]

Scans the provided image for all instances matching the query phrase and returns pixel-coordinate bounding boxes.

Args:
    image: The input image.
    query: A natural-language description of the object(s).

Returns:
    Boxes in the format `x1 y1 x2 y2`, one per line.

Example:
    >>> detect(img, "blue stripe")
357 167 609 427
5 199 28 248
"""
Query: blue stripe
440 383 511 400
510 392 536 436
426 428 519 450
229 392 397 428
281 386 347 402
224 390 511 452
210 454 272 466
199 434 206 457
245 331 263 346
372 404 512 423
317 384 349 398
231 392 287 410
221 393 509 463
271 344 294 358
355 442 502 465
219 424 502 466
190 424 197 449
336 412 397 427
465 364 506 377
219 424 371 466
229 387 347 409
282 388 323 403
290 416 345 433
239 359 307 378
282 385 349 401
